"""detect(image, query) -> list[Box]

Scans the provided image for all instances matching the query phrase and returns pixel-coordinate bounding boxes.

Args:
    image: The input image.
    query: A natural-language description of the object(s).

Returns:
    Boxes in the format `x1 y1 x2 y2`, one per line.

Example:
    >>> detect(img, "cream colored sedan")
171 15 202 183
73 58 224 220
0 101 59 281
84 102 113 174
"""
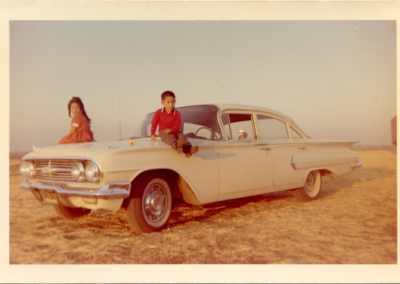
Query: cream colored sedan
20 104 362 234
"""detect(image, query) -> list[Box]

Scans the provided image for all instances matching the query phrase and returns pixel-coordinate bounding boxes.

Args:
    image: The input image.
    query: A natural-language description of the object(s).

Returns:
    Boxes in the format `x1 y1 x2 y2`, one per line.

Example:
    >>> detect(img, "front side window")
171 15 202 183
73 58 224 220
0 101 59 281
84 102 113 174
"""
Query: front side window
222 113 255 140
257 115 288 139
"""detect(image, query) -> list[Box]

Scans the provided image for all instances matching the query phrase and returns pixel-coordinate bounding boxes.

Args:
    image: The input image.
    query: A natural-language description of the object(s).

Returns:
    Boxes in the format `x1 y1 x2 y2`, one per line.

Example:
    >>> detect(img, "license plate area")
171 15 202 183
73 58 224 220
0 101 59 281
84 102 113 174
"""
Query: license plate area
43 191 58 204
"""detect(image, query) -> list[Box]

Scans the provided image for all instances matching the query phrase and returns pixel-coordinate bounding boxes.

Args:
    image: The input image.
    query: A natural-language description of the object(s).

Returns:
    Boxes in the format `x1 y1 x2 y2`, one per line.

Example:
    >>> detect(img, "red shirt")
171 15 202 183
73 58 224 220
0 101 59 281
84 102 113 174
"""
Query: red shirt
58 113 95 144
150 108 181 135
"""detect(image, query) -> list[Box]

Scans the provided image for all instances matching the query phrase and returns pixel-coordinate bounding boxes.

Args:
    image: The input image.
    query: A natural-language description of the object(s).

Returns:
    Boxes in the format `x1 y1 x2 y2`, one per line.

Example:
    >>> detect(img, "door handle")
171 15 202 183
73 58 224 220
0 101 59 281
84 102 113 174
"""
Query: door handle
297 146 307 150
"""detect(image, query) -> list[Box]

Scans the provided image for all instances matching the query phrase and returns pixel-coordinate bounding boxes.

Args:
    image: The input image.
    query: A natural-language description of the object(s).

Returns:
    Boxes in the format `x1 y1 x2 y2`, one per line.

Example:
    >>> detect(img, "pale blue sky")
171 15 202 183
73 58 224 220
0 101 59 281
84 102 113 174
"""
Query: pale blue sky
10 21 396 152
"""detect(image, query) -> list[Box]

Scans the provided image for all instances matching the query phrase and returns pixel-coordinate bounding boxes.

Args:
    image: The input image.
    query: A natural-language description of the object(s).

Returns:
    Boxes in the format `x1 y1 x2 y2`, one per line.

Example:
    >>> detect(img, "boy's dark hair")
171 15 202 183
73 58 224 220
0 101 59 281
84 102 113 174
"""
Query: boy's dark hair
161 91 176 101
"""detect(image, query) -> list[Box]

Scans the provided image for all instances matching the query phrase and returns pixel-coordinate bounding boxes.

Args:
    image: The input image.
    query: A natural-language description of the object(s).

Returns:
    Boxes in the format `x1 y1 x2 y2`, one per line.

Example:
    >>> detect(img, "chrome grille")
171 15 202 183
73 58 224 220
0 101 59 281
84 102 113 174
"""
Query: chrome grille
32 160 77 182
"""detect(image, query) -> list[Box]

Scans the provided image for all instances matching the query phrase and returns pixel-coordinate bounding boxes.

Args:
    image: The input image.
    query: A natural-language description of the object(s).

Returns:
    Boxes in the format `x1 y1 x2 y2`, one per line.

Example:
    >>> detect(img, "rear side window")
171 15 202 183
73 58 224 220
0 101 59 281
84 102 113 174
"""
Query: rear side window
222 113 255 140
257 115 288 139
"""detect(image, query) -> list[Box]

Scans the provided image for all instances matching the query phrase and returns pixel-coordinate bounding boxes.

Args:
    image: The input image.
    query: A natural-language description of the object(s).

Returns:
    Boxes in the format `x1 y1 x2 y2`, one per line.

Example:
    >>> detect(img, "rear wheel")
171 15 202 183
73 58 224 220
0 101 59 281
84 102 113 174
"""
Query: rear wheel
293 170 322 202
126 174 172 234
53 204 91 219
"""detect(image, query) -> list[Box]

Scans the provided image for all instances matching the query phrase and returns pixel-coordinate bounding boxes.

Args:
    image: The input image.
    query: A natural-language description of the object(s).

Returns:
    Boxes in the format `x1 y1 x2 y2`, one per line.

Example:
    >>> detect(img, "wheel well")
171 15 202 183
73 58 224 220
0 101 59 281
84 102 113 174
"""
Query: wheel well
319 169 336 180
121 169 195 209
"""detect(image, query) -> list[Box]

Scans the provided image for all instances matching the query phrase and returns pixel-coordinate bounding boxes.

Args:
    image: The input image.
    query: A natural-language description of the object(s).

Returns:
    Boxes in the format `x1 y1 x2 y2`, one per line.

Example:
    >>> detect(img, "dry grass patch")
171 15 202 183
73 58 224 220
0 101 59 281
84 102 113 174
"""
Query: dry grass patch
9 149 396 264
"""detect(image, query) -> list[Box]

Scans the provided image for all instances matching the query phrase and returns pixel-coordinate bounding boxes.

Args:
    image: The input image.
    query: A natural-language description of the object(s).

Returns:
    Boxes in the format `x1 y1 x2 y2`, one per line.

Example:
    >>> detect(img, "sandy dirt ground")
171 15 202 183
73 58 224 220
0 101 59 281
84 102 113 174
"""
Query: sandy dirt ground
9 149 396 264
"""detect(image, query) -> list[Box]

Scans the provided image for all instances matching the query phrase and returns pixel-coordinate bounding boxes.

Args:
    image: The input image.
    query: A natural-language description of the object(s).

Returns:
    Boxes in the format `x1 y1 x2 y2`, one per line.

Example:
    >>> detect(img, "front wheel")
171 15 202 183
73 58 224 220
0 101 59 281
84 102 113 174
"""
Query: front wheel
126 174 173 234
53 204 91 219
293 170 322 202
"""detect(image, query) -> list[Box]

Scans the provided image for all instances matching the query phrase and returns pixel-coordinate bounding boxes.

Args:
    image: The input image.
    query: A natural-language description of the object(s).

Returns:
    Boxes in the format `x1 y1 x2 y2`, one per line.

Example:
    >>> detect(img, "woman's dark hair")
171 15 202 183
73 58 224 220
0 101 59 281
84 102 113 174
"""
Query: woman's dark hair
161 91 175 101
68 97 91 123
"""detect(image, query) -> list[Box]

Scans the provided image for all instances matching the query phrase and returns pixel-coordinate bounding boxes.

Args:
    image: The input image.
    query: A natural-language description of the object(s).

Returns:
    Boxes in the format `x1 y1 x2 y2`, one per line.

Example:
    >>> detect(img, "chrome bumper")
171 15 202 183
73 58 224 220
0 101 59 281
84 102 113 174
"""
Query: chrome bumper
20 179 131 199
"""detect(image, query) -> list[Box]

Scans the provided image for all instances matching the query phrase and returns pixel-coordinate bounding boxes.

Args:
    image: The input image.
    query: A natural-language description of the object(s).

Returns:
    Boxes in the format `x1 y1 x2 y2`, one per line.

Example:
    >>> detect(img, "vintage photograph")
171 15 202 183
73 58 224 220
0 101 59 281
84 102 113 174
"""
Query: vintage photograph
5 3 398 281
10 19 396 265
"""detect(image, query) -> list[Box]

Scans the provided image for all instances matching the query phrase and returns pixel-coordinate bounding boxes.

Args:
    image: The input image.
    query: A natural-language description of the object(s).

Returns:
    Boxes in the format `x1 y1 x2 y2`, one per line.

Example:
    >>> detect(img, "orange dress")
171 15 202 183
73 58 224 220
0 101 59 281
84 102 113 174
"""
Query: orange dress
58 113 95 144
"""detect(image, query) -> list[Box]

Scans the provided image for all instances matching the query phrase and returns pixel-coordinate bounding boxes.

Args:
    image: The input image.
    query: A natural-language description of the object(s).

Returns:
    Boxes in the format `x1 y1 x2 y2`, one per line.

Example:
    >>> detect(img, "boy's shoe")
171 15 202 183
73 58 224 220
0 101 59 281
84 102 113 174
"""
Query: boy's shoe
185 145 199 158
177 136 185 153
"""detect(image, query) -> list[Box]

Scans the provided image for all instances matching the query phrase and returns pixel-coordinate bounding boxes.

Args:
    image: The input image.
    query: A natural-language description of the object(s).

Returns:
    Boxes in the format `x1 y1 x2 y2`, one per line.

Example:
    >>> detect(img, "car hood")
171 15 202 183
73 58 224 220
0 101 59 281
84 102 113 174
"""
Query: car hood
22 138 166 160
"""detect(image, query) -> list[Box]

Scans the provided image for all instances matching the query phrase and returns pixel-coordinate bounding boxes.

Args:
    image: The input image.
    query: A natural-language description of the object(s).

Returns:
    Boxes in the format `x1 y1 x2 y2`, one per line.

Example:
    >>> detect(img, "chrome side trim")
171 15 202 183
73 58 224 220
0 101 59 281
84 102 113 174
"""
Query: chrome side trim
351 161 363 168
20 179 131 199
291 155 296 170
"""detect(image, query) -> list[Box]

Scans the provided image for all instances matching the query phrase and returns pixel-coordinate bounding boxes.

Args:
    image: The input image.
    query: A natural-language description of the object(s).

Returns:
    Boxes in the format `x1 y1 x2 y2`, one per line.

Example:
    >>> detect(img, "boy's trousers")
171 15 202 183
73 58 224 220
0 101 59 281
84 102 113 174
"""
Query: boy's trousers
159 130 192 153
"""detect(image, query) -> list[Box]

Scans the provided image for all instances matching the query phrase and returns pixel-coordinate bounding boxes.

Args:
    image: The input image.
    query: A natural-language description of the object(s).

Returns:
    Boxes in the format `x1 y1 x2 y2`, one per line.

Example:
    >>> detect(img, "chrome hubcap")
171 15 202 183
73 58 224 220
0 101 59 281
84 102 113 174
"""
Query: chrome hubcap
143 184 167 223
304 171 320 197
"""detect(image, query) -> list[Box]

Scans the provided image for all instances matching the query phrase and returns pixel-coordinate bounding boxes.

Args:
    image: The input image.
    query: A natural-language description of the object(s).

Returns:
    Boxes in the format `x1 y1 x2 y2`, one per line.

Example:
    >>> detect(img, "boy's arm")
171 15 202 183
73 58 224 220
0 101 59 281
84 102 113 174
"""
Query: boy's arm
170 112 181 133
150 110 160 136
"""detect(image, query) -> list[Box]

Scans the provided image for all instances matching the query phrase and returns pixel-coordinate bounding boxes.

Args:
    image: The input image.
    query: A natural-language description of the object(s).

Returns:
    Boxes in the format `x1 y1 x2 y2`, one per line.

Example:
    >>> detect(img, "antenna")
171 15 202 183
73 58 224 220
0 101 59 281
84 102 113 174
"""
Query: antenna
119 88 121 140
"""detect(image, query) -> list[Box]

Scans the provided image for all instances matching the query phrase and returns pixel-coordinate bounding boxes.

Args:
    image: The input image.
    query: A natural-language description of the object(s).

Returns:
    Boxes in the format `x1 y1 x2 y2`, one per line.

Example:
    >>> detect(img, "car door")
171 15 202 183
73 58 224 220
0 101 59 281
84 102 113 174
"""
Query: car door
255 114 308 187
218 112 274 195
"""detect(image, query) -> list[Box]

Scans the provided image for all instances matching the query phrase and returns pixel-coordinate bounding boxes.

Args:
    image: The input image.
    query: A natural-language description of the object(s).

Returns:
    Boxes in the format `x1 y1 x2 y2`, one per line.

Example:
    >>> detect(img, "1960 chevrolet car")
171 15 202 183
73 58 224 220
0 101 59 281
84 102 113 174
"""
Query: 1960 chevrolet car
20 104 362 234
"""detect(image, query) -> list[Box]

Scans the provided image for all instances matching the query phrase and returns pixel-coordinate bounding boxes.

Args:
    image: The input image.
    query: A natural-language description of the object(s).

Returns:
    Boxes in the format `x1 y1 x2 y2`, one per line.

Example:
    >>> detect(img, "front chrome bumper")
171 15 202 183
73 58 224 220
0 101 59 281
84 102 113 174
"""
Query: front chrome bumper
20 179 131 198
20 179 131 211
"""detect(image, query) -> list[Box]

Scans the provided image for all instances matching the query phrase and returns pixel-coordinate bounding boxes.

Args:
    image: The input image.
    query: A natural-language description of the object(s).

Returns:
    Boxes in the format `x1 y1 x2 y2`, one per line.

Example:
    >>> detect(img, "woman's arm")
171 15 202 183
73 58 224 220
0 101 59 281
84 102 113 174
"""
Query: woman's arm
69 126 78 134
56 126 78 145
69 116 81 134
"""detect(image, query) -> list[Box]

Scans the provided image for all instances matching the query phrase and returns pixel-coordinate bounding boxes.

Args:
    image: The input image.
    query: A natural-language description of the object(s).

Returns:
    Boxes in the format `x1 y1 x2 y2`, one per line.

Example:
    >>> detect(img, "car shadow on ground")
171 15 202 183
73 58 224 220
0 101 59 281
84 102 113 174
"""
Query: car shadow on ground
167 170 377 229
36 185 343 237
168 188 328 228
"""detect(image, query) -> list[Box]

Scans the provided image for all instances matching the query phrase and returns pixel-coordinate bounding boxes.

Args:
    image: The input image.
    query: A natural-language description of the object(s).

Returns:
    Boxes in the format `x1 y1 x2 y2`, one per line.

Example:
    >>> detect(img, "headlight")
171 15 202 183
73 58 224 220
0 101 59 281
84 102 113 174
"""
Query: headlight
19 162 28 177
84 161 100 183
71 162 85 182
19 161 36 178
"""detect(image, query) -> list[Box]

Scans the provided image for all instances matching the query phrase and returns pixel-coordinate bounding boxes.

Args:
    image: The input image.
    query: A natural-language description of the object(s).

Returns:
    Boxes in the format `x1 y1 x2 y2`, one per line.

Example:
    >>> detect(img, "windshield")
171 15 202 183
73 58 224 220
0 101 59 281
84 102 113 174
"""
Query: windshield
128 105 223 140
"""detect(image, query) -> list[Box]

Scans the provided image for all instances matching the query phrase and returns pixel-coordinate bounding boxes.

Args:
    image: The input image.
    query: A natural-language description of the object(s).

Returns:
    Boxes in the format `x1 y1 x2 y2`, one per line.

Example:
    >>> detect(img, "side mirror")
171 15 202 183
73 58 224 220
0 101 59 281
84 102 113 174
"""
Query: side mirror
237 130 248 142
